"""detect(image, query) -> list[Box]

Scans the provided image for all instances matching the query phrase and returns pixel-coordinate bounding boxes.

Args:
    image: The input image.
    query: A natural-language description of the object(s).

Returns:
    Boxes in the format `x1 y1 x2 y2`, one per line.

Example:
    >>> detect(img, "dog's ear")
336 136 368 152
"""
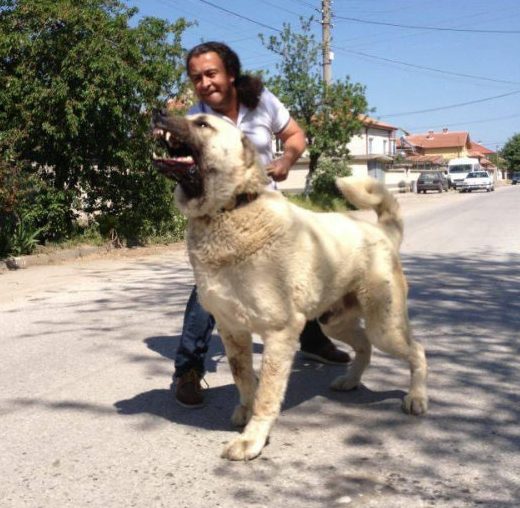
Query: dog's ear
241 134 257 168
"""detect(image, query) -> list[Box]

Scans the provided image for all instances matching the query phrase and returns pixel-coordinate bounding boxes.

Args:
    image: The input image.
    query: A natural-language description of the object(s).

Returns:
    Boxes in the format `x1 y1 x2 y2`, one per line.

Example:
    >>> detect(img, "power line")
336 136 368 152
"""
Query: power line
257 0 309 17
379 90 520 118
287 0 318 11
334 15 520 34
407 113 520 132
335 47 520 87
193 1 519 89
190 0 519 123
197 0 281 32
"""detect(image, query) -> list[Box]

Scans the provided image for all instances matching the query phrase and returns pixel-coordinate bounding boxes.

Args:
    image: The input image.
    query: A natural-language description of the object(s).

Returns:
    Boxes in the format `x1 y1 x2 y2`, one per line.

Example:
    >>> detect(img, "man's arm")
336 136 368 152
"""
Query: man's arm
267 118 307 182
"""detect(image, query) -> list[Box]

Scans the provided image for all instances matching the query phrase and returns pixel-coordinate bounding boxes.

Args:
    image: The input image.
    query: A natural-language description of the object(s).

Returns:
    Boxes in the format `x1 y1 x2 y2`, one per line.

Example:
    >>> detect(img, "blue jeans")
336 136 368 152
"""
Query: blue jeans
173 286 331 378
174 286 215 378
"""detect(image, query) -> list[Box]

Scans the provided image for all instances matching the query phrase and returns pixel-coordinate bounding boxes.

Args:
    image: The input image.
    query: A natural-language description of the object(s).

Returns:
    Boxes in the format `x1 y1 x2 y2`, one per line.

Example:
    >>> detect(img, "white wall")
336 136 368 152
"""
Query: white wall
276 125 397 193
349 162 368 178
348 127 395 156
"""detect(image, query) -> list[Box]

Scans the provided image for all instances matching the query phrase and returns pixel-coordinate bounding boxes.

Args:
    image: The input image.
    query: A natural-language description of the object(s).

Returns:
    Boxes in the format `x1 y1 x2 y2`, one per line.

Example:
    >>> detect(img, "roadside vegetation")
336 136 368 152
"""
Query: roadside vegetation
501 133 520 176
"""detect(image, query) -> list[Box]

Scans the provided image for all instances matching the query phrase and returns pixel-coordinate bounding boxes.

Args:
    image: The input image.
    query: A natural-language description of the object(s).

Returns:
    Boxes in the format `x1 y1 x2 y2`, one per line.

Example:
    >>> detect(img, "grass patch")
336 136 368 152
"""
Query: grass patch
285 192 354 212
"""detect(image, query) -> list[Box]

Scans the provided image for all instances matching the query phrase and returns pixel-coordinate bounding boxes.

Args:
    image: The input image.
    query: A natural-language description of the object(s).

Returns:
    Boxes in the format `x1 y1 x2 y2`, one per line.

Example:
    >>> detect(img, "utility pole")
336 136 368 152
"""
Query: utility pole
322 0 332 85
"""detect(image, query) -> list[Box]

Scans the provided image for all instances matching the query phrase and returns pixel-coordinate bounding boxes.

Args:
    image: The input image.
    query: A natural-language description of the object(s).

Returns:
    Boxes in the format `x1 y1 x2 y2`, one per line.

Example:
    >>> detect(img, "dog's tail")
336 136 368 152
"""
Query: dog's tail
336 176 403 248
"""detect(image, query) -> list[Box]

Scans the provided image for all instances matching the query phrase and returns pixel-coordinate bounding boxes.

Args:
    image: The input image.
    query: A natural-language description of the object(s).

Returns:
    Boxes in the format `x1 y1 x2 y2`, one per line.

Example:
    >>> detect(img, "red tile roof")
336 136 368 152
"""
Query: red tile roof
479 157 497 168
469 141 495 155
405 130 470 149
359 115 398 131
405 154 445 164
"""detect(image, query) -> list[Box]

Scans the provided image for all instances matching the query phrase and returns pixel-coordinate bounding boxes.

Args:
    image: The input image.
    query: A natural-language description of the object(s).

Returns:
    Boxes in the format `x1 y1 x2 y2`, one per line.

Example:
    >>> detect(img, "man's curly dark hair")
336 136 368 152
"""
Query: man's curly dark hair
186 41 264 110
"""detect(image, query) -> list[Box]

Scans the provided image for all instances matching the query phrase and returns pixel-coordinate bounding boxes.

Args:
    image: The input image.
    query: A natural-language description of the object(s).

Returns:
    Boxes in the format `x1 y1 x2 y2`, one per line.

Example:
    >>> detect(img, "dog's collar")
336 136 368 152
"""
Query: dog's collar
220 192 258 212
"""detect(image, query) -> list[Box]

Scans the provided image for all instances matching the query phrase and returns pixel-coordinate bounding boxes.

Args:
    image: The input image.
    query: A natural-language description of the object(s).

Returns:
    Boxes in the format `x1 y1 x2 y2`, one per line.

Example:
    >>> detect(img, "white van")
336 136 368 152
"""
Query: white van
447 158 481 189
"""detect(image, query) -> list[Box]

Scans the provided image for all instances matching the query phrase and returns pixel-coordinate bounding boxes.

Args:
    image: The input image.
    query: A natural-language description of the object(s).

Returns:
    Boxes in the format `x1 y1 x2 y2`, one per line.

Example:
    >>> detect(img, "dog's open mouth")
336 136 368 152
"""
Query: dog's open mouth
151 114 204 199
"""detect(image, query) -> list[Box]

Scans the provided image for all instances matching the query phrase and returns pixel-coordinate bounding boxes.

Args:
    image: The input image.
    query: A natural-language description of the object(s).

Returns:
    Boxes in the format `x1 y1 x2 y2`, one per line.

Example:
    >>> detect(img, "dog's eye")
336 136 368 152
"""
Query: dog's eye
195 119 210 128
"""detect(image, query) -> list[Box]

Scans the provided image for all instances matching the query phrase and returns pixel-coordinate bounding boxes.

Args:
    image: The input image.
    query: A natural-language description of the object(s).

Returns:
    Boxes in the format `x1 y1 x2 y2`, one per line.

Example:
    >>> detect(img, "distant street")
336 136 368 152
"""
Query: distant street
1 186 519 508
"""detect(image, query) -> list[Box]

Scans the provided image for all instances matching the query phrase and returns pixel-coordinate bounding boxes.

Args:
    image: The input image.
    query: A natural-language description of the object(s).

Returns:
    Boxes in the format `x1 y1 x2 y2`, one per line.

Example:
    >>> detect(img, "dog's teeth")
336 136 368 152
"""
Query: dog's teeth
165 131 171 142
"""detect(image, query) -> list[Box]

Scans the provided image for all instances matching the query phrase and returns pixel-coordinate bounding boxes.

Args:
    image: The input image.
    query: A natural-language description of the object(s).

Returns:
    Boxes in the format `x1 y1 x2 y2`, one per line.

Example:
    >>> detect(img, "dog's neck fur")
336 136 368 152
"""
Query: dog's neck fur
187 192 285 269
219 192 259 213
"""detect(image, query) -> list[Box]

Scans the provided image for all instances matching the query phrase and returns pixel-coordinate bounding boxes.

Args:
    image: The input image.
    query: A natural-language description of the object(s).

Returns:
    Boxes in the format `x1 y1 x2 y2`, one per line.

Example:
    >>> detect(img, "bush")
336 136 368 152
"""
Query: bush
309 158 352 209
95 171 187 247
17 175 77 243
0 213 16 258
9 219 44 256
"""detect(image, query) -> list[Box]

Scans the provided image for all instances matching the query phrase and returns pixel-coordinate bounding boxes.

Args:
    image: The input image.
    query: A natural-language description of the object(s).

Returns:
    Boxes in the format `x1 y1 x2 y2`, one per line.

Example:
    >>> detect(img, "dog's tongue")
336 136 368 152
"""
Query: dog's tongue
153 157 196 181
153 156 204 198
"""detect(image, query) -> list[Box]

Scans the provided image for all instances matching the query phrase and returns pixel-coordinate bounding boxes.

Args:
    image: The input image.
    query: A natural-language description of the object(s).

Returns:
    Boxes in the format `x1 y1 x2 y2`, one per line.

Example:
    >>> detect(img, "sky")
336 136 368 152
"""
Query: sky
126 0 520 152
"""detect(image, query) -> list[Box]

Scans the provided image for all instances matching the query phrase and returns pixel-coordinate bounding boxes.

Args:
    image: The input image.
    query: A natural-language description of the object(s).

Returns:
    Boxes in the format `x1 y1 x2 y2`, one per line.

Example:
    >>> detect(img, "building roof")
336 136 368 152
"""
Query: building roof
479 157 497 169
405 154 445 164
359 115 398 132
351 154 394 162
404 129 470 149
468 141 495 155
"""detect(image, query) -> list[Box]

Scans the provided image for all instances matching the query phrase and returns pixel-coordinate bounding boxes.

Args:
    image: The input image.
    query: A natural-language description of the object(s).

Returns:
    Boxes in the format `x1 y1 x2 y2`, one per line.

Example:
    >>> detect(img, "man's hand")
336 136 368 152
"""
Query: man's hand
266 157 291 182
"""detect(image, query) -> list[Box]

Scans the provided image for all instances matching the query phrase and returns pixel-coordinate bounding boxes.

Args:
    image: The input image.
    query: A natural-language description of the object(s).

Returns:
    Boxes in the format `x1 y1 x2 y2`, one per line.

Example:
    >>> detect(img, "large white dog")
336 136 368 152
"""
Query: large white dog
152 111 428 461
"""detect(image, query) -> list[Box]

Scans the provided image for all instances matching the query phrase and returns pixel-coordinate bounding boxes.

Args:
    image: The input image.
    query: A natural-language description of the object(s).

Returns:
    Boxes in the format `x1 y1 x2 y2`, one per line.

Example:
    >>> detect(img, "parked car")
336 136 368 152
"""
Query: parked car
511 172 520 185
459 171 494 192
416 171 449 193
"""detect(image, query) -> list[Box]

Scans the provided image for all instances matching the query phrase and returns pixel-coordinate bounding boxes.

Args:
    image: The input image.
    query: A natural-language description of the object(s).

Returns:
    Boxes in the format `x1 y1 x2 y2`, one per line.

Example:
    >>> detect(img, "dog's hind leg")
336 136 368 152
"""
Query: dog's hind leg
219 328 257 427
221 317 304 461
319 295 371 391
322 316 372 392
361 282 428 416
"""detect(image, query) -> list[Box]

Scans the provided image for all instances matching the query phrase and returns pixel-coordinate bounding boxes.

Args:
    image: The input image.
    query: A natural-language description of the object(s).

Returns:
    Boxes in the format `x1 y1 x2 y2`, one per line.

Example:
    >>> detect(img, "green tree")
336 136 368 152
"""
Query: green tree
260 17 369 192
0 0 189 246
501 133 520 175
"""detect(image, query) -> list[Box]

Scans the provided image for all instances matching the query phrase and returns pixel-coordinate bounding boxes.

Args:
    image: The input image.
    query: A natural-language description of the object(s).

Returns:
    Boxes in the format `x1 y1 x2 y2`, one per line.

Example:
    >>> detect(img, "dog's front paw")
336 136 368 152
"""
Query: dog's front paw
330 374 360 391
231 404 252 427
221 435 266 461
402 393 428 415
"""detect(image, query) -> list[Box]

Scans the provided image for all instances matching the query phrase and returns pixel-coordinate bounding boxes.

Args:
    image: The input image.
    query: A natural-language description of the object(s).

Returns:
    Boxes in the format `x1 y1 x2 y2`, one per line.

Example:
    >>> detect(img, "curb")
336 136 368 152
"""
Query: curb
0 244 112 272
0 242 186 273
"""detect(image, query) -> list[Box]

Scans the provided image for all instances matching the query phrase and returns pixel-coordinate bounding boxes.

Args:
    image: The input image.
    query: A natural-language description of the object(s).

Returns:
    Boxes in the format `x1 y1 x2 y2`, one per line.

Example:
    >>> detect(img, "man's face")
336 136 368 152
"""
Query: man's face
187 51 235 111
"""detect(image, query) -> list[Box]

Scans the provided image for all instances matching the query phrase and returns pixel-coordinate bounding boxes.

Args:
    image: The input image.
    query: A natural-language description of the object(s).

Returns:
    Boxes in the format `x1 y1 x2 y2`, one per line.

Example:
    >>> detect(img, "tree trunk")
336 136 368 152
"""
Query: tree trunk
303 153 320 195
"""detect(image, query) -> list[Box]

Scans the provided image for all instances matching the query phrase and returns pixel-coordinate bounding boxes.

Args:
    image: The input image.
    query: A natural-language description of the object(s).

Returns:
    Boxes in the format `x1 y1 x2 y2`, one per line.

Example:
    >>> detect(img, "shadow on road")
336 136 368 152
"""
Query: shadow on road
109 251 520 505
403 251 520 334
115 334 405 431
120 250 519 506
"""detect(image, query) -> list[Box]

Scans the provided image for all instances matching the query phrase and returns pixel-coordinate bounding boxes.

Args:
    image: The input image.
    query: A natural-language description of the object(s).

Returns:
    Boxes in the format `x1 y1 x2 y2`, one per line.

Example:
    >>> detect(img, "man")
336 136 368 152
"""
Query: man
170 42 351 408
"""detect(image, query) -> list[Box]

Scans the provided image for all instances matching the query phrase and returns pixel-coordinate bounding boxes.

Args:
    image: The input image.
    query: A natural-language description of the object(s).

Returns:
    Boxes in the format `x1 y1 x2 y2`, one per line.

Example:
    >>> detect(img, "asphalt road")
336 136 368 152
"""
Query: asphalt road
1 186 519 507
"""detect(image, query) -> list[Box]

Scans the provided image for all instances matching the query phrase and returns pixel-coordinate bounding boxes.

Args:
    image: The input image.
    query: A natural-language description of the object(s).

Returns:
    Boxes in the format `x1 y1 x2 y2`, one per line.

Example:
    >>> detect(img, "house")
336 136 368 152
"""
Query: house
397 128 498 179
401 128 472 160
277 115 399 192
347 116 398 180
468 141 498 173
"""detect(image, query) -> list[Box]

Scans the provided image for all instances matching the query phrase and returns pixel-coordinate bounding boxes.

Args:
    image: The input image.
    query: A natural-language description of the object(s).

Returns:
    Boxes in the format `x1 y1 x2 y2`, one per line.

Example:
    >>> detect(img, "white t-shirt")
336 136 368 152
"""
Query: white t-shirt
187 88 290 168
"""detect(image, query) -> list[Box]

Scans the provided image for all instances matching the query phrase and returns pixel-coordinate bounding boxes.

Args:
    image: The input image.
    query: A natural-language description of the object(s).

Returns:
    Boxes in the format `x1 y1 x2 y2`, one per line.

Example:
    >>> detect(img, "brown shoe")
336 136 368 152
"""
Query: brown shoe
300 342 351 365
175 369 205 408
